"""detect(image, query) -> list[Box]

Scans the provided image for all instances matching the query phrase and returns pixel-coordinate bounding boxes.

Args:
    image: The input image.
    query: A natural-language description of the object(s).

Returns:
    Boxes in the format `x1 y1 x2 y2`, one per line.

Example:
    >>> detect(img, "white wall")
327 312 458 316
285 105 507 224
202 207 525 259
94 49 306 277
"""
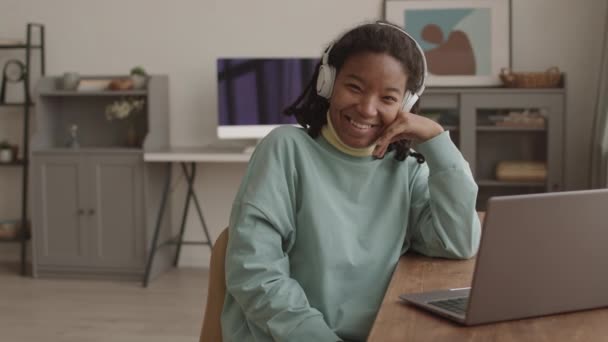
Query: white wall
0 0 606 267
512 0 607 192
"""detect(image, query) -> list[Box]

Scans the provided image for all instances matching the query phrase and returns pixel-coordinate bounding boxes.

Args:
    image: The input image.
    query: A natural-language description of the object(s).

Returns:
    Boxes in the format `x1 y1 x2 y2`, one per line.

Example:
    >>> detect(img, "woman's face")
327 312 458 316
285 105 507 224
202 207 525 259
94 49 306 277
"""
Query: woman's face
328 52 408 148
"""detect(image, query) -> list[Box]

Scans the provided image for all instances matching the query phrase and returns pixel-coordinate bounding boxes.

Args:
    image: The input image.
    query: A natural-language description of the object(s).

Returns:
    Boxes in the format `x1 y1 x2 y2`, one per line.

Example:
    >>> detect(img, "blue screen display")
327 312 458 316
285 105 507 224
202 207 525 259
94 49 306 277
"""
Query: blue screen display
217 58 319 126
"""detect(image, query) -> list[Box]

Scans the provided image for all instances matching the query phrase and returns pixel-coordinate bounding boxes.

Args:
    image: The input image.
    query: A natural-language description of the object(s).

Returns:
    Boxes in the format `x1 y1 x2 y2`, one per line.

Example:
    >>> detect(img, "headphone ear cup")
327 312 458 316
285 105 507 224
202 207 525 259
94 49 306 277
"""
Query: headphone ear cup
401 91 419 112
316 64 336 99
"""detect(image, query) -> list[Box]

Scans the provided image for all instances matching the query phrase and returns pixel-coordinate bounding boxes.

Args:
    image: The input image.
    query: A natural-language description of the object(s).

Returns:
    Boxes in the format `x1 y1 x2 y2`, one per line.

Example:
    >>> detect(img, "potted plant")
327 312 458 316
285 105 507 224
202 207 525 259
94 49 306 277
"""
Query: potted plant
130 66 148 89
0 140 14 163
105 97 146 147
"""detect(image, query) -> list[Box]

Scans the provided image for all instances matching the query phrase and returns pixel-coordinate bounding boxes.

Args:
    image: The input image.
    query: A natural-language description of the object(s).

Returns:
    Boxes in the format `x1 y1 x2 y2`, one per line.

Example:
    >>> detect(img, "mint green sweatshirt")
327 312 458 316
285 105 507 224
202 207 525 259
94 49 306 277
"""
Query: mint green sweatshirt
221 126 481 342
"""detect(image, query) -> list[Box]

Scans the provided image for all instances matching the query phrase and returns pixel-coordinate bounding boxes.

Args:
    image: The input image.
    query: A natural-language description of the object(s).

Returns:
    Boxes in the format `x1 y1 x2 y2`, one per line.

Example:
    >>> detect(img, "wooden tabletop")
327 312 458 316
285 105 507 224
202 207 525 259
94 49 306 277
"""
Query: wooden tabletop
367 214 608 342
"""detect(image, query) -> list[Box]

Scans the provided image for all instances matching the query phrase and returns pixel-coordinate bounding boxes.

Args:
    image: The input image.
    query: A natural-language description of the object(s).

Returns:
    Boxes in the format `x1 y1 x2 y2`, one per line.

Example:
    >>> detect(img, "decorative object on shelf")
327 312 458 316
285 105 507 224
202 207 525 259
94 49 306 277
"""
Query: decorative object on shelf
1 59 26 103
384 0 511 86
105 97 145 121
130 66 148 89
61 72 80 90
500 67 562 88
0 219 20 239
108 78 134 91
0 38 24 46
77 79 112 91
65 124 80 148
10 144 19 161
495 161 547 182
488 109 547 128
0 140 14 163
105 97 146 147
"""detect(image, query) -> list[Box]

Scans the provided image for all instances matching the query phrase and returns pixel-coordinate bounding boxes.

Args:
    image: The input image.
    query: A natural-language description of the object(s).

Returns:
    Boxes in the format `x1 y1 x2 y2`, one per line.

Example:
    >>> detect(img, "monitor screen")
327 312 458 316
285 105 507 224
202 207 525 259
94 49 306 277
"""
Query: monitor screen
217 58 319 139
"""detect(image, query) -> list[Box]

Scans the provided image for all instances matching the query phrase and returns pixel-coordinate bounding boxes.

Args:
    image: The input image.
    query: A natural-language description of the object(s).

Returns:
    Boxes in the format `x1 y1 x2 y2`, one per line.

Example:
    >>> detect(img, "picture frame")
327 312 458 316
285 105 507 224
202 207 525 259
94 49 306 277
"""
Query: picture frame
384 0 511 87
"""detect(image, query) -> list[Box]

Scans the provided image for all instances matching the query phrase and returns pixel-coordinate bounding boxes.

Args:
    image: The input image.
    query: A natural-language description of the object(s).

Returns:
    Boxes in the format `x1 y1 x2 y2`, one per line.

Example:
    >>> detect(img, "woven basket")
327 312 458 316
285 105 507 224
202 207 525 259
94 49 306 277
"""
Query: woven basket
500 67 562 88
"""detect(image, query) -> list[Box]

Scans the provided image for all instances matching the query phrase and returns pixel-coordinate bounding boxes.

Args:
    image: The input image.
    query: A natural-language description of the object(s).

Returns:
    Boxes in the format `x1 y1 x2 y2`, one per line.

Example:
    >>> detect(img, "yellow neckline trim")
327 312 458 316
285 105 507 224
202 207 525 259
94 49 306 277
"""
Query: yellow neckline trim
321 111 376 157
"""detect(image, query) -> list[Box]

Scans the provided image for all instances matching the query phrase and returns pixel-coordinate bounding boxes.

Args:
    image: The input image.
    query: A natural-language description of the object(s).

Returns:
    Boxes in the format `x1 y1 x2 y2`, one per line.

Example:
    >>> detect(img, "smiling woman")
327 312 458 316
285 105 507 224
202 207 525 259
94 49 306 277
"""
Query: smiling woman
329 52 407 148
284 21 443 162
220 21 481 342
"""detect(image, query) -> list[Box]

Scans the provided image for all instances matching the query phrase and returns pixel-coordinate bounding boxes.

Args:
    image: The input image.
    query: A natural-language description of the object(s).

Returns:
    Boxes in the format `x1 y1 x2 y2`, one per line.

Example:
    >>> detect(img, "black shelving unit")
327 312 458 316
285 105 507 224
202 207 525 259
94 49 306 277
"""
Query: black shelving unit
0 23 45 275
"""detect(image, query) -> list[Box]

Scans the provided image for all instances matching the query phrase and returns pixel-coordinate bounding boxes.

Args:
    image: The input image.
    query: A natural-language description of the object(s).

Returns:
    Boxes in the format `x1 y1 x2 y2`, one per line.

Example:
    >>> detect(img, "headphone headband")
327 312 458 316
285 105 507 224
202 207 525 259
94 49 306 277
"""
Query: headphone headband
316 21 428 112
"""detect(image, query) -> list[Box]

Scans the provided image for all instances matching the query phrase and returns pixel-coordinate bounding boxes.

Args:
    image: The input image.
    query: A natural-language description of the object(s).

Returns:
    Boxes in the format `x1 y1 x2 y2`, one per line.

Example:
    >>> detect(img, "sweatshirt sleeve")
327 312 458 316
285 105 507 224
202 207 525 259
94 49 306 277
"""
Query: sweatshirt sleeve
404 131 481 259
224 129 341 342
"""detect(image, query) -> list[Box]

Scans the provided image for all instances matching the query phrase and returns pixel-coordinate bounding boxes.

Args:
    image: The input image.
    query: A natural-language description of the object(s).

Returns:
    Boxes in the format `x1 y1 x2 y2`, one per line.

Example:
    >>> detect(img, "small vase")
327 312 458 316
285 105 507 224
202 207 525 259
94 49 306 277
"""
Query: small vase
62 72 80 90
130 74 148 89
0 149 13 163
65 124 80 149
126 123 138 147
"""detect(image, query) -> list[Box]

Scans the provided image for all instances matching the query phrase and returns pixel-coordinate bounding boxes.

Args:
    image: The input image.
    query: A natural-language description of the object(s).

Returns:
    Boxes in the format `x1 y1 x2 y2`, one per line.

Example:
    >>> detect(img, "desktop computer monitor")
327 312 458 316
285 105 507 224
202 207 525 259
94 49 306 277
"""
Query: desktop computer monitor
217 58 319 139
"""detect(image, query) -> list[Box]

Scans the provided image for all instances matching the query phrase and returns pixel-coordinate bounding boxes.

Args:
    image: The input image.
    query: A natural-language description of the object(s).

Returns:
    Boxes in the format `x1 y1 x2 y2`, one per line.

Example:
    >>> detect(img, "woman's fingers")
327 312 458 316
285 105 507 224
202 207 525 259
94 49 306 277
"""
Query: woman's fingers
373 112 409 158
392 133 410 142
373 116 410 158
373 112 444 158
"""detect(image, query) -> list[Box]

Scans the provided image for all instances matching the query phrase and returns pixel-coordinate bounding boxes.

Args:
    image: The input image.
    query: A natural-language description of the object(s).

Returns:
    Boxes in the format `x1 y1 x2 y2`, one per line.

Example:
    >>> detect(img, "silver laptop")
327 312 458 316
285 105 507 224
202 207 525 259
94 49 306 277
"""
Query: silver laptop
400 189 608 325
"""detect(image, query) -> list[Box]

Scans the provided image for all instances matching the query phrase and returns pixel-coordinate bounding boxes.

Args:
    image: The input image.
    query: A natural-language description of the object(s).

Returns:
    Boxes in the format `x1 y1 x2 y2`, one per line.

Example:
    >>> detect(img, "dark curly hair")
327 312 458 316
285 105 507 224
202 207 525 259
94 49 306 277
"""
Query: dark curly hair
283 21 426 162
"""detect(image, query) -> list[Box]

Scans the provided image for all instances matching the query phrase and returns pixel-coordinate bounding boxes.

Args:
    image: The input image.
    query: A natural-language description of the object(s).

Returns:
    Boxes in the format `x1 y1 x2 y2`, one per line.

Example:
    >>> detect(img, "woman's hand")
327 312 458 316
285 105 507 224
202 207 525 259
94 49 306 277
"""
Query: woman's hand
372 111 444 159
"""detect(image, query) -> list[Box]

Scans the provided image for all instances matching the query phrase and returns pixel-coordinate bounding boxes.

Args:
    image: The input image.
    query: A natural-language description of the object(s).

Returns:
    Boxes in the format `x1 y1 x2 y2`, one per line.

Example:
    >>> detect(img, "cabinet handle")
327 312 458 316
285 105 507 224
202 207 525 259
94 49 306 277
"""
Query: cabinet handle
77 209 85 215
88 209 95 216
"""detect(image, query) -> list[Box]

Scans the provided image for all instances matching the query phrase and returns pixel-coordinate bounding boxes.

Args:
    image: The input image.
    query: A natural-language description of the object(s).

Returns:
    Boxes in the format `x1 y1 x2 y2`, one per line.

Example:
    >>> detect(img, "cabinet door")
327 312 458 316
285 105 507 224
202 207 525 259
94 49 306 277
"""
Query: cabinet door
32 154 89 266
84 154 145 268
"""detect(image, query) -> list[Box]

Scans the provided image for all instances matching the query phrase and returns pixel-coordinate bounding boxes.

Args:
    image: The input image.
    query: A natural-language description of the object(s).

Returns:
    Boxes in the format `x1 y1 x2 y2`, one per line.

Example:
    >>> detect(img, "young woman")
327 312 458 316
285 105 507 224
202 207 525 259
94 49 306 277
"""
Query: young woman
221 21 481 342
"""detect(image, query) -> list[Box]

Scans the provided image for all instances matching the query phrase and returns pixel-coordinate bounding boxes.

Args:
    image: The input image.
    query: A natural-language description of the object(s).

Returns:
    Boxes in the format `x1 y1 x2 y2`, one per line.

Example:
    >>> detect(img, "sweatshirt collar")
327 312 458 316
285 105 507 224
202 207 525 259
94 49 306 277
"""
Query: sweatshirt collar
321 111 376 157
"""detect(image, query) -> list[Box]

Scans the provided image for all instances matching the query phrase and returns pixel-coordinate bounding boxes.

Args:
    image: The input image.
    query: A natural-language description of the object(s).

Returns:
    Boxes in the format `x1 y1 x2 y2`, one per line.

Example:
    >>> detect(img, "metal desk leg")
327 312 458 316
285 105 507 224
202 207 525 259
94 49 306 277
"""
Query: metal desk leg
173 162 194 266
188 165 213 249
142 163 172 288
173 162 214 267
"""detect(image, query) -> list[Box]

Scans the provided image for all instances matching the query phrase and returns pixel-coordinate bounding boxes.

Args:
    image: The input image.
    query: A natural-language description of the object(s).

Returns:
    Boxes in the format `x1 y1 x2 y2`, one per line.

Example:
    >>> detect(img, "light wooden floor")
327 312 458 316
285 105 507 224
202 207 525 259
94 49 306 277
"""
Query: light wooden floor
0 251 208 342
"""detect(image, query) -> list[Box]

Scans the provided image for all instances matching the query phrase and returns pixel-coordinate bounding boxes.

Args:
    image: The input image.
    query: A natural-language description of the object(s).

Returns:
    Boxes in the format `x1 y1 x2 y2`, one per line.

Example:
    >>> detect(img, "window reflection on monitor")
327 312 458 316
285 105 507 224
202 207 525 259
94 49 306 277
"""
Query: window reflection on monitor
217 58 319 139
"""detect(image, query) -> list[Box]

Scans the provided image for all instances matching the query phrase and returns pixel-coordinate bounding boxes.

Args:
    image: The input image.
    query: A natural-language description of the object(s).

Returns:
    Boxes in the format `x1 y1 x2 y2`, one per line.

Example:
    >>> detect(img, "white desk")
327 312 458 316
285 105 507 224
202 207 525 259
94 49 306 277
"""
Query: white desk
144 145 253 163
141 144 252 287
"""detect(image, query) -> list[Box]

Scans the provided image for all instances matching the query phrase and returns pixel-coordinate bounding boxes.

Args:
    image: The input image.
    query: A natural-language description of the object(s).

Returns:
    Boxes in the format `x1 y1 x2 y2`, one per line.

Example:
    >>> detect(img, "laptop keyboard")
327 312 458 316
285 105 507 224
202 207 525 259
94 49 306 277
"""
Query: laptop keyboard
428 296 469 315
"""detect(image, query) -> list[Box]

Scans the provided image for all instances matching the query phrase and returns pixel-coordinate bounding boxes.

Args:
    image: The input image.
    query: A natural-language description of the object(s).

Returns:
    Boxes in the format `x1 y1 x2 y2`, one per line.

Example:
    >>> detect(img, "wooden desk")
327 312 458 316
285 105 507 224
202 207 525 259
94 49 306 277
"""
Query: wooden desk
368 246 608 341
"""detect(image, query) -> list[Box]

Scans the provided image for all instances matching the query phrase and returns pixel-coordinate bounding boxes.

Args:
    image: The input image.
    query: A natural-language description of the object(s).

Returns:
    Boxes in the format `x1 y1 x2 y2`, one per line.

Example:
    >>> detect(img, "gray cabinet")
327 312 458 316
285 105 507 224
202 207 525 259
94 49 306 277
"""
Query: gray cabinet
32 151 146 273
30 75 173 280
421 88 566 210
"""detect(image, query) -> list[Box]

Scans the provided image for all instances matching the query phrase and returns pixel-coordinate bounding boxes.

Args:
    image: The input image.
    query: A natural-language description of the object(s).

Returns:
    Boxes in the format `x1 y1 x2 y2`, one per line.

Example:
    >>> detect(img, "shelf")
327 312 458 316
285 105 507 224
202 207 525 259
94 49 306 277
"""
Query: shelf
39 90 147 97
477 180 546 187
477 126 546 132
0 160 25 167
426 87 565 94
0 236 22 243
0 102 35 107
0 232 30 243
0 44 42 50
1 23 45 277
32 148 143 154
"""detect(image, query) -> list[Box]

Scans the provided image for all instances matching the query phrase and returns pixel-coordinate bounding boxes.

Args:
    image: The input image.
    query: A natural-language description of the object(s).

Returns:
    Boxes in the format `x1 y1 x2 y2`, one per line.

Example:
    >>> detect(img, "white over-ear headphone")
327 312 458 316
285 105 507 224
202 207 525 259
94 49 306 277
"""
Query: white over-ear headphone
316 21 428 113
